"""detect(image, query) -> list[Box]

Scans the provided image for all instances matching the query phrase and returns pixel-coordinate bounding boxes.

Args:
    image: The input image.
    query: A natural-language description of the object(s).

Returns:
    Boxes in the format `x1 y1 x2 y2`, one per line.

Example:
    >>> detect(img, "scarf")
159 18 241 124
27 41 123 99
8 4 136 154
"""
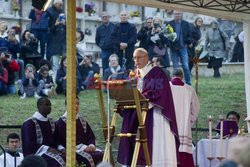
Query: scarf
34 8 43 23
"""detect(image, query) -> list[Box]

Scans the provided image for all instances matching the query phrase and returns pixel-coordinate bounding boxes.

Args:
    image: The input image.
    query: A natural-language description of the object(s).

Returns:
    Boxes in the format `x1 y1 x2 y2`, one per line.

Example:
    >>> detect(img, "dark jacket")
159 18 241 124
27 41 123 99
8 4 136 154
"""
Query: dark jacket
111 22 137 55
46 5 63 32
103 68 127 81
137 26 152 50
29 9 49 30
37 73 54 85
95 22 115 51
190 24 201 47
78 62 100 81
22 77 39 87
50 24 66 55
168 20 192 49
0 37 20 59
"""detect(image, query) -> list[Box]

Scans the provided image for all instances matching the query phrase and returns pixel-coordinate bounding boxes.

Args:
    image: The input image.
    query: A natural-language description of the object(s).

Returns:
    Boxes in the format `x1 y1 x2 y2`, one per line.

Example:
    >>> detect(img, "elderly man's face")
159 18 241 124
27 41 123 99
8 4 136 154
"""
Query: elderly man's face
55 2 63 10
0 23 7 32
133 51 148 69
174 11 183 21
120 12 128 23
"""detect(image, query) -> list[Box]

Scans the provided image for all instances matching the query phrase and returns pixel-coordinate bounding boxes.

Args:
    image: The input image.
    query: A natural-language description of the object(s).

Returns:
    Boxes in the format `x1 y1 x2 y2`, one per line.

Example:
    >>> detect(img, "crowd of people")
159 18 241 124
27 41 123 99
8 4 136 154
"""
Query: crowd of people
0 0 245 98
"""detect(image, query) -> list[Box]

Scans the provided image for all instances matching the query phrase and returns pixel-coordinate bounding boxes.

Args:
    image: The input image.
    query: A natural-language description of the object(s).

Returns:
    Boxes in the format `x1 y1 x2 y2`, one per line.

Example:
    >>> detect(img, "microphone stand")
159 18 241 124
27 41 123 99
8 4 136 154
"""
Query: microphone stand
0 145 6 167
106 70 130 163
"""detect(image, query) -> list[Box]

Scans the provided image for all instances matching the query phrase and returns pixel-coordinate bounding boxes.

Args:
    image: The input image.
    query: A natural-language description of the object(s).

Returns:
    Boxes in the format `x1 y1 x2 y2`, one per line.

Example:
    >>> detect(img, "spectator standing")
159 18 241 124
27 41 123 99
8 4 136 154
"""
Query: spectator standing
168 11 192 85
147 17 170 67
50 12 66 80
95 12 115 73
29 7 49 59
0 133 24 167
76 29 85 63
188 17 203 72
0 21 8 38
137 17 153 51
170 68 200 167
46 0 64 61
205 20 229 78
111 11 137 70
103 54 127 81
17 64 41 99
20 30 42 69
230 31 244 62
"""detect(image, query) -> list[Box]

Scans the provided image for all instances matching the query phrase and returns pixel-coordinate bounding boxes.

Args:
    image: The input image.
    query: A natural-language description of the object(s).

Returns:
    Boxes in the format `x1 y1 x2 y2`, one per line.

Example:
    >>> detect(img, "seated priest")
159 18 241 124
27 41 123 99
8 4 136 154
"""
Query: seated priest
21 97 66 167
55 96 103 167
117 48 180 166
0 133 24 167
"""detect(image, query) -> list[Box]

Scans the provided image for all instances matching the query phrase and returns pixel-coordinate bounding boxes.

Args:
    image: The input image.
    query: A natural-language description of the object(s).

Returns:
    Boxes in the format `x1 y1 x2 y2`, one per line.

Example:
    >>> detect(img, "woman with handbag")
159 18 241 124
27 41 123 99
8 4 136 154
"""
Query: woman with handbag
205 20 229 78
20 30 42 69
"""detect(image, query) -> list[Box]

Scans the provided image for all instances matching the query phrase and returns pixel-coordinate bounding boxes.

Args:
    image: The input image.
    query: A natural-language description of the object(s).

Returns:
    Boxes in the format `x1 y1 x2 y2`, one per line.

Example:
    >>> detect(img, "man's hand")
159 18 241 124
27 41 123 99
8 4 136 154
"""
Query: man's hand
120 43 128 50
84 145 96 153
48 147 62 155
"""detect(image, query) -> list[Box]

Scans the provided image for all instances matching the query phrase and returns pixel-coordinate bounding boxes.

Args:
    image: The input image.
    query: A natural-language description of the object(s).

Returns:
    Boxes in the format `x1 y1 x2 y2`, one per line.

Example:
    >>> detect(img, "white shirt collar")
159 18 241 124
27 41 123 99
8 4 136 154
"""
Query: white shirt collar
62 111 79 119
138 62 153 79
32 112 48 121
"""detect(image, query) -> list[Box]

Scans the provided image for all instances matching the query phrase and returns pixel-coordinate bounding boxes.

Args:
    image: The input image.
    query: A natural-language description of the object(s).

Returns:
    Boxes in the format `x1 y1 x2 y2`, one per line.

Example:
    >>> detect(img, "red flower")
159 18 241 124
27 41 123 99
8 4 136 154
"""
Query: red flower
76 7 83 13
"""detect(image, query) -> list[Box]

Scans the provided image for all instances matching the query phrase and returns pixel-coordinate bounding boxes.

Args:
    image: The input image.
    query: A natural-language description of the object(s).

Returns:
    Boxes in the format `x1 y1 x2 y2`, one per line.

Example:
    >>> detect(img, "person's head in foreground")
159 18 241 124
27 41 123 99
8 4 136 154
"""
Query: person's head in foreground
18 155 47 167
7 133 21 153
172 68 184 80
133 48 149 69
226 111 240 124
37 97 51 117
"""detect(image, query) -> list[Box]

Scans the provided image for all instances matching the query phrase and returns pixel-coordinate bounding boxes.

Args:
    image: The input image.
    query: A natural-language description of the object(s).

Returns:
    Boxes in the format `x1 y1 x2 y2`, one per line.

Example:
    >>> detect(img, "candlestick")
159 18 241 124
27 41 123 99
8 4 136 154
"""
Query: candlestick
208 115 213 158
219 115 224 158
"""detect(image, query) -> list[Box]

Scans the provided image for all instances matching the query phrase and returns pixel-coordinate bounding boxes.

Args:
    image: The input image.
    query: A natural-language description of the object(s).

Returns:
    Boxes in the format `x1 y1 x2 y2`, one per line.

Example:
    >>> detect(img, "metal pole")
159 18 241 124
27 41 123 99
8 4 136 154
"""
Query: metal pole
66 0 76 166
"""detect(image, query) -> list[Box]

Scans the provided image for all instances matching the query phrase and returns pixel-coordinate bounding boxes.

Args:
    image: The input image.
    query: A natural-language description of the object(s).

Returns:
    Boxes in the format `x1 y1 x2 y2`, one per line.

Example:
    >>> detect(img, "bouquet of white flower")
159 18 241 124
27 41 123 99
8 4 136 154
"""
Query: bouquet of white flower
161 24 177 42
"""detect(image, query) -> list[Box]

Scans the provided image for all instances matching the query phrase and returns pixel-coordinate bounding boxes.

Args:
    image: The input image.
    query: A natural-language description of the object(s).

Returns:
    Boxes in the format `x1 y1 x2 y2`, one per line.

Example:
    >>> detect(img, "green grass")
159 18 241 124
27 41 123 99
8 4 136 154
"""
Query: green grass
0 74 246 159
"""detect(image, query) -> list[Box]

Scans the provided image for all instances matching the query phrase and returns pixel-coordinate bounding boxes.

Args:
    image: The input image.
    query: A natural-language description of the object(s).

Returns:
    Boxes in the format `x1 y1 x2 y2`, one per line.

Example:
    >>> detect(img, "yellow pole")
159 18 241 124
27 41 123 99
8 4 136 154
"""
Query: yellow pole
66 0 76 166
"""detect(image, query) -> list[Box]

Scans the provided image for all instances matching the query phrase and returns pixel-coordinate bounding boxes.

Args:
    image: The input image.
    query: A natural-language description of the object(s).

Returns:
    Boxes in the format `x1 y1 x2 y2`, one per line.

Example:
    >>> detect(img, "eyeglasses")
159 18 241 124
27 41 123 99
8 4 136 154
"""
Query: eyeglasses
147 22 153 23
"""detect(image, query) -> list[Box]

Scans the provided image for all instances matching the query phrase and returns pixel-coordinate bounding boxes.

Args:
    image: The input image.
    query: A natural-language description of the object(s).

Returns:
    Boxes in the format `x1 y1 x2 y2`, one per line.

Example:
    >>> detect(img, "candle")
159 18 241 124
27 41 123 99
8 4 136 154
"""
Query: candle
219 115 224 157
208 115 213 157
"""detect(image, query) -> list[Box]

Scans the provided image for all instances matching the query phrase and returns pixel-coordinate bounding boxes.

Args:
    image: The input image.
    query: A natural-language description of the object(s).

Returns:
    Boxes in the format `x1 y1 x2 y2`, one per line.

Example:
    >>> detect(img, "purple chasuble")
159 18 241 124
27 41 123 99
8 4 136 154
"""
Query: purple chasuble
117 66 180 166
55 117 103 166
21 118 65 167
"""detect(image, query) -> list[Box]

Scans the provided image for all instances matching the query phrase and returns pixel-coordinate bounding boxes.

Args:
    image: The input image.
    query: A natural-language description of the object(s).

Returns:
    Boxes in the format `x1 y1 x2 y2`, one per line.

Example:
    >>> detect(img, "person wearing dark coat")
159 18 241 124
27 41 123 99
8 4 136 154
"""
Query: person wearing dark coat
103 54 127 81
29 7 49 58
95 12 115 73
56 97 103 166
20 30 42 69
168 11 192 85
111 11 137 70
188 17 203 72
78 55 100 90
137 17 153 50
230 31 244 62
46 0 64 61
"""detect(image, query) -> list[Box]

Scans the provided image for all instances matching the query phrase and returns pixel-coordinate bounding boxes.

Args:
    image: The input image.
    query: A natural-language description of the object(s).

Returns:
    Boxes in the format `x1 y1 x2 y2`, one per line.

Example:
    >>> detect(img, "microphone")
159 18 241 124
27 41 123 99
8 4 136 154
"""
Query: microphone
107 69 131 81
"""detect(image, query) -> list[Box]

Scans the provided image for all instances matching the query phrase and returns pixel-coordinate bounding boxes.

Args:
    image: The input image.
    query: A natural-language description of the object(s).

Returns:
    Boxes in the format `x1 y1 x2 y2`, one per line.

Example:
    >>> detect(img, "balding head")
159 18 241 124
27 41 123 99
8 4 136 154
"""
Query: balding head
53 0 63 10
133 48 149 69
101 11 110 24
120 11 129 23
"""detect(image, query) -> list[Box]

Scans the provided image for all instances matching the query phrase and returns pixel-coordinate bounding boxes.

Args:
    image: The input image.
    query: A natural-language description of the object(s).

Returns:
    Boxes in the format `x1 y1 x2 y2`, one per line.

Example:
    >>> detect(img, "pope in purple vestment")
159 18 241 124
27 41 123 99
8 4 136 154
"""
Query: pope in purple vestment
55 97 103 167
21 97 66 167
117 48 180 166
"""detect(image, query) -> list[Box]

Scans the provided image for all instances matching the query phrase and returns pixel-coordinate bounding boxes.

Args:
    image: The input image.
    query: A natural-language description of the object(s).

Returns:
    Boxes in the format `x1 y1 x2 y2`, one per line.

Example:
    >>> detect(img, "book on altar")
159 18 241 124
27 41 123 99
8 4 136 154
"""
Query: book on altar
216 120 238 138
